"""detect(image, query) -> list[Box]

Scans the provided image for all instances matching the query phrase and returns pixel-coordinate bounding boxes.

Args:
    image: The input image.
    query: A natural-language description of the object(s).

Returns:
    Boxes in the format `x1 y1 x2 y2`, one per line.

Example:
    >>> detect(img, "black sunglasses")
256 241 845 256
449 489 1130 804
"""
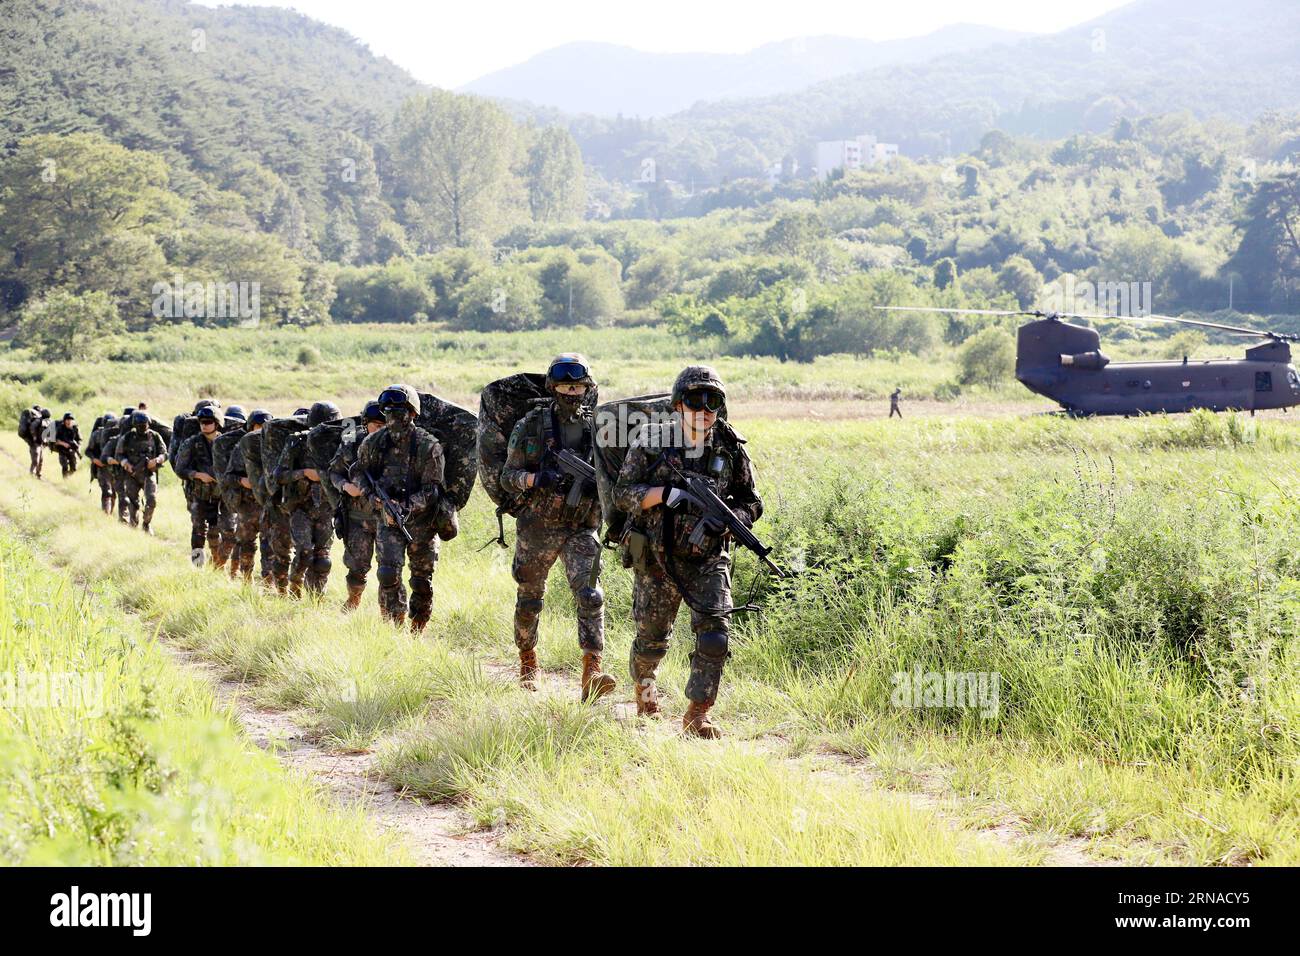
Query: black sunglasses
549 362 589 382
682 390 724 412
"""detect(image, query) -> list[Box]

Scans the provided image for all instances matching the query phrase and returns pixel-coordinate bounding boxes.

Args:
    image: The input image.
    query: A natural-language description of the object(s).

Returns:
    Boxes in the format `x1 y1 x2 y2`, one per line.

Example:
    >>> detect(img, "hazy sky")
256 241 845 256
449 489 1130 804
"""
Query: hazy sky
195 0 1134 88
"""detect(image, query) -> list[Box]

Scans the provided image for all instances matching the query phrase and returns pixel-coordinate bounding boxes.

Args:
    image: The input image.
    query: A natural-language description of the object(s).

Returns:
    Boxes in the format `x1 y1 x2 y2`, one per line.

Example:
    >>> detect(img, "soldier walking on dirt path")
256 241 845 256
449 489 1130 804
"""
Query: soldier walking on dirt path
330 401 388 612
499 354 613 702
613 365 764 740
889 387 903 419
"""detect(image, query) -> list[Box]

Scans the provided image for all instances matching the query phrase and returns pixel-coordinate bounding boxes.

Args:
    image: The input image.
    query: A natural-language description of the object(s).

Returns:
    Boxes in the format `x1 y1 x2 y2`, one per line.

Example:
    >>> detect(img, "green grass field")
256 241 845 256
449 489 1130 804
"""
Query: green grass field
3 334 1299 865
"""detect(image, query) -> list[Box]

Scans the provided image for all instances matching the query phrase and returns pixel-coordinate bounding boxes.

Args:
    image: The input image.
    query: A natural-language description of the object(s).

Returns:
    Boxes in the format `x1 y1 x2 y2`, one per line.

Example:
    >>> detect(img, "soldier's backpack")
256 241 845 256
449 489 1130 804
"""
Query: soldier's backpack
18 407 36 443
306 416 361 510
259 415 308 498
212 430 243 481
475 373 552 516
591 393 672 546
237 430 268 507
416 392 478 511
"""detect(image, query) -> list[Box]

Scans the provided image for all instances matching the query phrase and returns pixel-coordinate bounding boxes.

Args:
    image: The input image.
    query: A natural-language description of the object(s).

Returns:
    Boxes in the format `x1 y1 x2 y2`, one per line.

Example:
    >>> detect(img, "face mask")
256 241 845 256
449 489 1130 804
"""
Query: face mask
384 408 412 435
554 391 585 418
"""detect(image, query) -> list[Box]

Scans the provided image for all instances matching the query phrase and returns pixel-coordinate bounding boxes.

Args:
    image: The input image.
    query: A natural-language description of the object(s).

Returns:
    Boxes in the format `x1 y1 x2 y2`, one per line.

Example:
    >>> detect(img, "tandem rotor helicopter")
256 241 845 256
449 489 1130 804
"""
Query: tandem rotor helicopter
879 306 1300 416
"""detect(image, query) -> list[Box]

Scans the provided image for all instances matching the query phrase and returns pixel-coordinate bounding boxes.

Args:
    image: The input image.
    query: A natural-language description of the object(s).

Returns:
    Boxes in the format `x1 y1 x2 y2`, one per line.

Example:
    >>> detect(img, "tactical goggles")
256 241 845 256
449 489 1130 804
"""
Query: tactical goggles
377 388 412 409
682 389 724 412
549 361 589 382
248 411 272 426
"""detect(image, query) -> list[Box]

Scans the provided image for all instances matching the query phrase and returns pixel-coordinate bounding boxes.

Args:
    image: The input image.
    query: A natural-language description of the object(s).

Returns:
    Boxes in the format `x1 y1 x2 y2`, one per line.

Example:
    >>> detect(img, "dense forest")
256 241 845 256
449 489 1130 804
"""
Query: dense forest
2 0 1300 366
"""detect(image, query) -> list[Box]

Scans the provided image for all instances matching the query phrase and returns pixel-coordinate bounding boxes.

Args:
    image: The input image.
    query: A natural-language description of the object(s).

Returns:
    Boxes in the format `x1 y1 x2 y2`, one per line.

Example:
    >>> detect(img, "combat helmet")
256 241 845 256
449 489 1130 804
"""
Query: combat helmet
545 353 595 391
307 401 341 427
377 384 420 416
671 365 727 408
224 405 247 425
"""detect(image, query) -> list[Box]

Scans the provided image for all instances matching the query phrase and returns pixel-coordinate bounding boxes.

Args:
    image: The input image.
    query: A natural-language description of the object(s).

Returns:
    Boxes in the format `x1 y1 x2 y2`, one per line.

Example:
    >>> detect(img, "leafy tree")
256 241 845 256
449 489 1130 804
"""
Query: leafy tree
525 126 586 223
455 266 545 331
1225 172 1300 312
958 327 1016 387
998 256 1043 309
15 290 123 361
391 91 522 249
933 258 958 291
0 133 183 318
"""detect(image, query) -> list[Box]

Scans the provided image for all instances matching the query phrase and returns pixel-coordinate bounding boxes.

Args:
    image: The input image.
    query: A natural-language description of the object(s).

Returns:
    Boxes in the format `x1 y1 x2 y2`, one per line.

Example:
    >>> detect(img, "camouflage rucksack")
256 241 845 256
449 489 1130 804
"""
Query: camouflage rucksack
306 416 361 510
416 392 478 511
591 393 672 545
259 415 308 499
212 430 243 482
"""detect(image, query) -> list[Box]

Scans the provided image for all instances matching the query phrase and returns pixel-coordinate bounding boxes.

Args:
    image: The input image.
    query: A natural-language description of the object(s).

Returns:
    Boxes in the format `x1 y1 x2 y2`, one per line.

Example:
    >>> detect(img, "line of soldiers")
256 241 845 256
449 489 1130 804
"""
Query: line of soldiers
18 405 82 479
30 358 764 740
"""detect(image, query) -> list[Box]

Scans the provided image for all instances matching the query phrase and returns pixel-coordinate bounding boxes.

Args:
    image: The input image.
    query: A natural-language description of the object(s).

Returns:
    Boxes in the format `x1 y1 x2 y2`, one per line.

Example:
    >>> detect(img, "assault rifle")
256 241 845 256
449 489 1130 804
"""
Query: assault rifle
369 476 413 544
663 461 789 579
553 448 598 508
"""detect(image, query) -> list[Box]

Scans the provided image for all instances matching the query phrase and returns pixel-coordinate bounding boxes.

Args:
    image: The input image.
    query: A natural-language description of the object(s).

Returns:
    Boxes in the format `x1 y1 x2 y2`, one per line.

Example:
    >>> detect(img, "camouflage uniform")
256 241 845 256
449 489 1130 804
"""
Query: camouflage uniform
54 420 81 477
329 427 392 609
24 411 48 477
113 426 167 528
109 412 135 521
175 431 229 567
86 421 117 514
274 431 334 595
238 429 277 587
353 422 445 628
221 432 261 581
500 404 604 654
613 370 763 720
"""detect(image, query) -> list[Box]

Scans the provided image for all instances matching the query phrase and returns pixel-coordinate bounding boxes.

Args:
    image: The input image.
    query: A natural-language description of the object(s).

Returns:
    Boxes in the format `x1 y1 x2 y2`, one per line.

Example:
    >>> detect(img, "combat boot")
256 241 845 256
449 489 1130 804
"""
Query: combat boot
342 583 365 612
190 548 205 568
410 615 429 634
630 652 662 718
519 648 539 692
141 521 153 536
683 700 722 740
580 652 616 703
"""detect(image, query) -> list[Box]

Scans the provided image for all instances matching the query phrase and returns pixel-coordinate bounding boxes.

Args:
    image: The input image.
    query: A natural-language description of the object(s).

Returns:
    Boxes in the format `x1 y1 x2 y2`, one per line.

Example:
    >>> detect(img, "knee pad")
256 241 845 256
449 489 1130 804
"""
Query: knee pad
376 564 400 589
695 630 729 660
576 585 604 615
312 555 332 577
515 597 544 620
410 576 432 596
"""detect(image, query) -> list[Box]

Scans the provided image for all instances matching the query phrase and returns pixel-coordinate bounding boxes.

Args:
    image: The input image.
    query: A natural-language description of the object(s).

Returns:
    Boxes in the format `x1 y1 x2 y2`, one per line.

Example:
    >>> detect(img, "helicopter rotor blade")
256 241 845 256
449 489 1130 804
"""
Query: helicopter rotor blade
874 306 1298 342
874 306 1038 317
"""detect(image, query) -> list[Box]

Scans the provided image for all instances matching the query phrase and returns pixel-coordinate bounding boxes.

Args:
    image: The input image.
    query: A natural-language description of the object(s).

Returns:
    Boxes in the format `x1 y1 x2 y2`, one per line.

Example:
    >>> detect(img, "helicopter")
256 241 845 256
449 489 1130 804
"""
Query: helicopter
878 307 1300 416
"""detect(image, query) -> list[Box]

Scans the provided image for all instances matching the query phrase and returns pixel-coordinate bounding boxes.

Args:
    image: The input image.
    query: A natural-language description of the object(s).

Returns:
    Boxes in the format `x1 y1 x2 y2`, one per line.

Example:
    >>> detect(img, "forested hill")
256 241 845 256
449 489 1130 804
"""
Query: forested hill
560 0 1300 183
1 0 424 234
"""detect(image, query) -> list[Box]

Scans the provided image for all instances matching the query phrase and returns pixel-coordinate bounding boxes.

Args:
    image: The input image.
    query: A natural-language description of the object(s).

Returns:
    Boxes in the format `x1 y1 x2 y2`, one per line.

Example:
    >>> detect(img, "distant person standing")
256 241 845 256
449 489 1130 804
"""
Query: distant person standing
889 387 902 419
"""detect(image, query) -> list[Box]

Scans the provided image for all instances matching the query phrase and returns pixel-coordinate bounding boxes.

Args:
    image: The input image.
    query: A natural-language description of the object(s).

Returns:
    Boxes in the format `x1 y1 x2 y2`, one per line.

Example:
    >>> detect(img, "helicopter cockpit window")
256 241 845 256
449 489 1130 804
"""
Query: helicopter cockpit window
1289 370 1300 390
1256 371 1272 392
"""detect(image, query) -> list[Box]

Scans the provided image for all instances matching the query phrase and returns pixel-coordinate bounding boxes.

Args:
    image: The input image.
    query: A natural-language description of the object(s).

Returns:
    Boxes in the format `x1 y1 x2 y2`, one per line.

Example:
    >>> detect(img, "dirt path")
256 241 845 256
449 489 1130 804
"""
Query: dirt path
168 647 531 868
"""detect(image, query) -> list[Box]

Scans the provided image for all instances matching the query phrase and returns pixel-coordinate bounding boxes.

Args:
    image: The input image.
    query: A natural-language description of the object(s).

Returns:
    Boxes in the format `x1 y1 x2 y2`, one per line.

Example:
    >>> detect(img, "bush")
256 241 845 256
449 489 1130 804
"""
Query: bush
297 345 321 367
14 290 123 361
958 327 1016 387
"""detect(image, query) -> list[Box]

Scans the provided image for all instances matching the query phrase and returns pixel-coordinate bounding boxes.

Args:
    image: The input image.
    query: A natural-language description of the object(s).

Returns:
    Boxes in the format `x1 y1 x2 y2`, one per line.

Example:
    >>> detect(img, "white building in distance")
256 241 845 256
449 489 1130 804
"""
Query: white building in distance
815 134 898 179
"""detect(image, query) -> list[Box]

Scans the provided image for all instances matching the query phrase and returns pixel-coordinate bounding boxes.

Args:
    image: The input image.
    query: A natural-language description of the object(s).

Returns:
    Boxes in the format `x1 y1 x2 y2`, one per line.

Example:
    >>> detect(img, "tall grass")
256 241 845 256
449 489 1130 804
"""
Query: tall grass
0 526 402 865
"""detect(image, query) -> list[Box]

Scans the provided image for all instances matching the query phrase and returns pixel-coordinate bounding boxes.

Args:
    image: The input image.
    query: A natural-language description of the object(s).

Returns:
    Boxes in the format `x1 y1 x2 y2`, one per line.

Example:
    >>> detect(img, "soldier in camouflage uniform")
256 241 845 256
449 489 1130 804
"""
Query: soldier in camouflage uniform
274 402 339 596
613 365 763 739
352 385 446 632
53 413 81 478
108 406 136 522
175 405 229 568
215 406 246 568
499 354 614 701
113 411 168 532
237 411 278 589
86 412 118 514
329 401 388 611
221 407 266 583
25 407 50 478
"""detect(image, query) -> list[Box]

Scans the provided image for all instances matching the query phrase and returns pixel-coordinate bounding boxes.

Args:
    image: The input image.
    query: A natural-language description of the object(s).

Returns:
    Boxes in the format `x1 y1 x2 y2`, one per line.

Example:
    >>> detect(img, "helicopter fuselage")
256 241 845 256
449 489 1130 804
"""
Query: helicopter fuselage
1015 318 1300 415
